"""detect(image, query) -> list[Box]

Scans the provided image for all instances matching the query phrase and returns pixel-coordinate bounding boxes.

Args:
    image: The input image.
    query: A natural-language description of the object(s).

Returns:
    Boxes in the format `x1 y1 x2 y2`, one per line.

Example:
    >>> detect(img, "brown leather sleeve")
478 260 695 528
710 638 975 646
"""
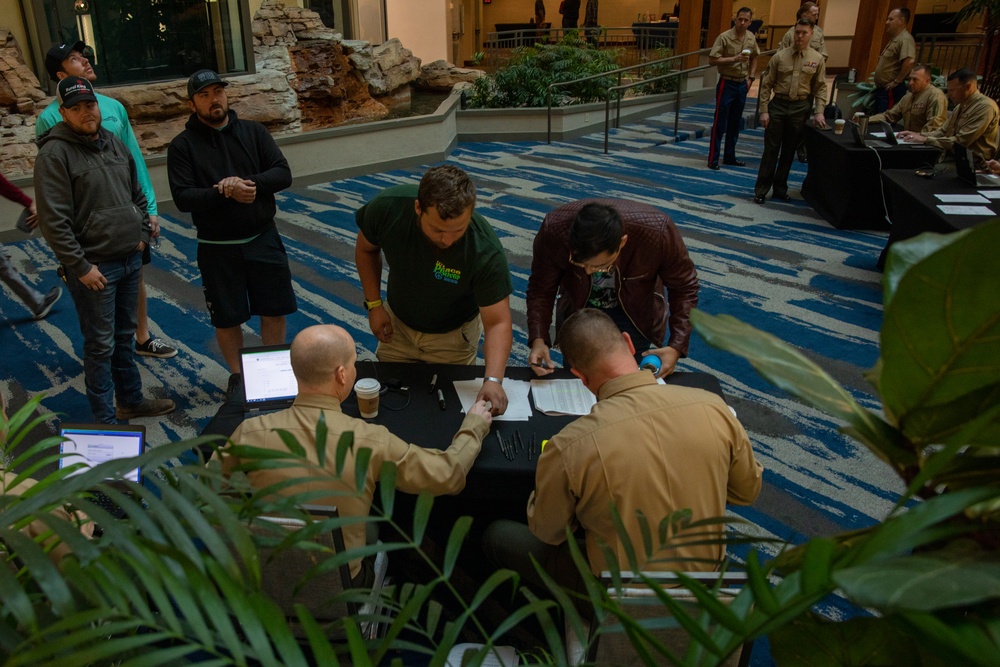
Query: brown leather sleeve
526 209 573 346
656 218 699 356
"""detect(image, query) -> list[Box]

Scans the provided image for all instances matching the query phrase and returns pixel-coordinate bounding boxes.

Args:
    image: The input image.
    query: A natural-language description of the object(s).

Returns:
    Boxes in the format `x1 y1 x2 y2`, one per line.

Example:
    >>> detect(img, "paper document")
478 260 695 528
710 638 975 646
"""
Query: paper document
453 379 532 421
530 379 596 416
937 205 994 215
869 131 887 138
978 189 1000 199
935 193 990 204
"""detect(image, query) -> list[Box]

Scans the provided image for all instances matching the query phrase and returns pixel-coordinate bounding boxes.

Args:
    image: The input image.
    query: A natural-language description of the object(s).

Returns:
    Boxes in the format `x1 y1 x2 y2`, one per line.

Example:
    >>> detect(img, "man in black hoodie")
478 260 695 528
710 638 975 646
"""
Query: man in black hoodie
34 77 176 424
167 70 296 395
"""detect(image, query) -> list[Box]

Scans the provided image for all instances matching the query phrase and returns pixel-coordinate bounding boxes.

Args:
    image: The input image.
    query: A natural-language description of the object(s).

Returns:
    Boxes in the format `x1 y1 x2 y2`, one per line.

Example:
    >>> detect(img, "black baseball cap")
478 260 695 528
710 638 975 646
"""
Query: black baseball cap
56 77 97 108
187 69 229 98
45 41 87 80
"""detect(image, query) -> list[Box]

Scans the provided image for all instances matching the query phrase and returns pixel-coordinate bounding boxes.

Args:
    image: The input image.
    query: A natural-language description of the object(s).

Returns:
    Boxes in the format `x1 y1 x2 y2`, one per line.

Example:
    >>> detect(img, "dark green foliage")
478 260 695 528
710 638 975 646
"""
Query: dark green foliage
465 32 620 109
635 48 679 95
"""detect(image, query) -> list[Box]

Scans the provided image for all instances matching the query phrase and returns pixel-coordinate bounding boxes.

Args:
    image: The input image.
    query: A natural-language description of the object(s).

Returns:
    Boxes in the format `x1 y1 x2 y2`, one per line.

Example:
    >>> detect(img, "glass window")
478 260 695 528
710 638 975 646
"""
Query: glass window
39 0 249 86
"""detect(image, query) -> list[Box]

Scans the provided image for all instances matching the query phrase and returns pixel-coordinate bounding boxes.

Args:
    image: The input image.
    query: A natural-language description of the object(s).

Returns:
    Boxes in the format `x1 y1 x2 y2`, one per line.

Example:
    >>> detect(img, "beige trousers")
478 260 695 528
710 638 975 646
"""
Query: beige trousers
376 301 483 365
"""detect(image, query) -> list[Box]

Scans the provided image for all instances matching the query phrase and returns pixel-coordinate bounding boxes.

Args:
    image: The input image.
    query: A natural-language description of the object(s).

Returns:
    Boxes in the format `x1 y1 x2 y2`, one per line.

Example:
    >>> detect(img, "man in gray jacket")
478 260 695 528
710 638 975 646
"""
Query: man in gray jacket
34 77 175 424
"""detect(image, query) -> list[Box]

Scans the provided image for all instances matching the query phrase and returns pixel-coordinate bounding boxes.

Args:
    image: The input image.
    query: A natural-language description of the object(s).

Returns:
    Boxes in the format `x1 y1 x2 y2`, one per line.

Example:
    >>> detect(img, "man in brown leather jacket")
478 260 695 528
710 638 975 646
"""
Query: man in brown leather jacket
526 200 699 377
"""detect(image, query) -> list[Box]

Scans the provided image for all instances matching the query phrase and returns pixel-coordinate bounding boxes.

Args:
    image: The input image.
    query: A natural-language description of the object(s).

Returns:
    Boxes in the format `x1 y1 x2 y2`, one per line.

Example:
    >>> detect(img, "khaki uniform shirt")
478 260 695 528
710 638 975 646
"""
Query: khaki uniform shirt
709 27 759 79
759 46 828 115
924 91 1000 163
870 85 948 134
223 393 488 578
778 24 827 61
874 29 916 86
527 373 763 574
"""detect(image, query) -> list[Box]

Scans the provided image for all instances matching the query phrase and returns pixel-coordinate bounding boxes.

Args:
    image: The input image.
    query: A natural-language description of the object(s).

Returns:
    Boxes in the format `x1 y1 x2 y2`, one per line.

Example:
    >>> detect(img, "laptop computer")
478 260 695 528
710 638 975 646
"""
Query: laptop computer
59 423 146 518
953 144 1000 188
851 121 888 148
239 344 298 415
59 423 146 483
877 121 899 146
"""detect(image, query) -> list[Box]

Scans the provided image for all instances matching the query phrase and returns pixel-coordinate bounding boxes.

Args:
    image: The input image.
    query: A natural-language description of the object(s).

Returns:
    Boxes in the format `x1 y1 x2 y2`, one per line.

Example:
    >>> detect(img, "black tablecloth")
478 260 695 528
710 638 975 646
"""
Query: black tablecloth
801 126 942 231
878 168 998 268
203 364 724 500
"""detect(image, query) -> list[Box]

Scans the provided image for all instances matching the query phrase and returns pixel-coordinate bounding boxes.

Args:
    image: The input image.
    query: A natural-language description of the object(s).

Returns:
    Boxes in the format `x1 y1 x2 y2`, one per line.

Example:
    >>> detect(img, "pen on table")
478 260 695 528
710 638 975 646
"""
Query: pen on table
529 361 549 369
428 373 438 394
437 389 446 411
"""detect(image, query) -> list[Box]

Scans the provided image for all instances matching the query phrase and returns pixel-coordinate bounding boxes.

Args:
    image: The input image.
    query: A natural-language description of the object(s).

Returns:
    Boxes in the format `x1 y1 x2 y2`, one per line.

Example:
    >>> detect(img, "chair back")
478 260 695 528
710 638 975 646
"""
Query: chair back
251 512 355 634
584 571 752 666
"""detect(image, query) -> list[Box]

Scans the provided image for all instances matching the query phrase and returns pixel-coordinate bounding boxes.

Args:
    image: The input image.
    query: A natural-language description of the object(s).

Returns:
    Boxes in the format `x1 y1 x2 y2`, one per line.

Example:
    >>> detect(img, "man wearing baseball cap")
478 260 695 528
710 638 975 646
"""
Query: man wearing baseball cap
167 69 296 396
37 41 179 361
34 77 176 424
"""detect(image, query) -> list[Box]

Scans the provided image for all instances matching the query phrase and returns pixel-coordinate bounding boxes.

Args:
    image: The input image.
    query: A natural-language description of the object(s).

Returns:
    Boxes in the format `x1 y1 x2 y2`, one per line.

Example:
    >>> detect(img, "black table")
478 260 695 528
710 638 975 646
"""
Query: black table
203 364 724 500
801 126 942 231
878 167 998 268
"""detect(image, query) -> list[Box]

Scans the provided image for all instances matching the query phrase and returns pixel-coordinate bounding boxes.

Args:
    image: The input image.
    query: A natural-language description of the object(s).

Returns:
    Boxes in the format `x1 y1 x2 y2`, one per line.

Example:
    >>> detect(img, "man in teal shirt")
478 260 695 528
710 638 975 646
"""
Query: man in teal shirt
37 41 177 360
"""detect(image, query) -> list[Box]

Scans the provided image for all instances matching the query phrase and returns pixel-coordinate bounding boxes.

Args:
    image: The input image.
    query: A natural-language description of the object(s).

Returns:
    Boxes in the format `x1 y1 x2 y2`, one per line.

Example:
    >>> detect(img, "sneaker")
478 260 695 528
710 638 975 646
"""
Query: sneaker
136 336 178 359
32 286 62 320
226 373 242 400
116 398 176 420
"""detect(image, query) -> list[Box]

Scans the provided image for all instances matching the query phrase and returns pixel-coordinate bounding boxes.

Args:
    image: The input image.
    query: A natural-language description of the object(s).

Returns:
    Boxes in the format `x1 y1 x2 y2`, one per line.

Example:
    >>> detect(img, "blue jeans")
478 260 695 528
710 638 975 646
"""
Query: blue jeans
64 252 144 423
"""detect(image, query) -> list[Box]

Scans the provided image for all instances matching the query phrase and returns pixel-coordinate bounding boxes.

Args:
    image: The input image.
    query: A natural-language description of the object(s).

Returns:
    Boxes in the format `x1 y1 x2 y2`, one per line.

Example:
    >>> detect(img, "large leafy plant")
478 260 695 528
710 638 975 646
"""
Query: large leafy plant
645 220 1000 664
465 32 620 109
0 405 557 666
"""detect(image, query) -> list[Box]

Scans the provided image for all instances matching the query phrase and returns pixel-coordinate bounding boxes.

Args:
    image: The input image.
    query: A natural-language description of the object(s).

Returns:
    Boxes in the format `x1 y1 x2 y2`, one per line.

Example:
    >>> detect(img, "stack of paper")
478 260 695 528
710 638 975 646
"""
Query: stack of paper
453 379 533 421
530 378 596 416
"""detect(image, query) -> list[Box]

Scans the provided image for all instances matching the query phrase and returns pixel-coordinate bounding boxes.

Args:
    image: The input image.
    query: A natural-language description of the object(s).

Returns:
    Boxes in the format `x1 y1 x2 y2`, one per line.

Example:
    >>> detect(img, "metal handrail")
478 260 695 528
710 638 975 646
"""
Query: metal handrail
546 48 712 144
599 49 778 153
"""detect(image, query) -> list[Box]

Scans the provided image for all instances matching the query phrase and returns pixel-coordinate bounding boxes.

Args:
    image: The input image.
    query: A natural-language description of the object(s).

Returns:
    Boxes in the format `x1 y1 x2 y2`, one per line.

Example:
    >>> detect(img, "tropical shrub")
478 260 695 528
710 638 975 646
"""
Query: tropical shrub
465 32 620 109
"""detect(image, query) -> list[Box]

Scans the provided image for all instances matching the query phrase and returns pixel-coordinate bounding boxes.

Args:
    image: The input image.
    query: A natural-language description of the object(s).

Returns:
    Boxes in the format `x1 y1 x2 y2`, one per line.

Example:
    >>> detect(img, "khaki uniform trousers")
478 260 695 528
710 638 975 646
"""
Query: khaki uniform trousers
755 96 813 199
376 301 483 365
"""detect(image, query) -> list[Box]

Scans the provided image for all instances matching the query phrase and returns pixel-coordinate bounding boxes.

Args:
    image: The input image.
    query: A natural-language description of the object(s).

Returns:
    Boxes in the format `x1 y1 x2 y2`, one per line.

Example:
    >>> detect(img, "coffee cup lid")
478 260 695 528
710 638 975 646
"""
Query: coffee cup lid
354 378 381 392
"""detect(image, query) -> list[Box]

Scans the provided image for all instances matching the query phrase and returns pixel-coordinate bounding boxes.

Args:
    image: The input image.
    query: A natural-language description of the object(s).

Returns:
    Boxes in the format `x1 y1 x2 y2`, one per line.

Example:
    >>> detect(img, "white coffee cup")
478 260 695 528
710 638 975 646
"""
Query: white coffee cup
354 378 381 418
834 118 847 135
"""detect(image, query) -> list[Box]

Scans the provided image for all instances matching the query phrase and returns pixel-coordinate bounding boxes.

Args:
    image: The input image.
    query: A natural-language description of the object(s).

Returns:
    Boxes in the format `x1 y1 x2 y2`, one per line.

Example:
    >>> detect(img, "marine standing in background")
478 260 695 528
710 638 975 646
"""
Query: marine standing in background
706 7 759 171
753 19 828 204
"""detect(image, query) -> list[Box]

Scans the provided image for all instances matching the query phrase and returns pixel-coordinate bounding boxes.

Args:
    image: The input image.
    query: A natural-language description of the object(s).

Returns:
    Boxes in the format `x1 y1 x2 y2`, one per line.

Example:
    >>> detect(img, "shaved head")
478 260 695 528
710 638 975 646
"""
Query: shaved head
291 325 356 388
559 309 632 375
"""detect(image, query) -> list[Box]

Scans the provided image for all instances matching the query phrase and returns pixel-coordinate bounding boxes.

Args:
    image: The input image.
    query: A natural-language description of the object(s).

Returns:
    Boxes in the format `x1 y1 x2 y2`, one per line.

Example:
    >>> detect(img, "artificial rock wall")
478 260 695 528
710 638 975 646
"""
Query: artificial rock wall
0 0 481 179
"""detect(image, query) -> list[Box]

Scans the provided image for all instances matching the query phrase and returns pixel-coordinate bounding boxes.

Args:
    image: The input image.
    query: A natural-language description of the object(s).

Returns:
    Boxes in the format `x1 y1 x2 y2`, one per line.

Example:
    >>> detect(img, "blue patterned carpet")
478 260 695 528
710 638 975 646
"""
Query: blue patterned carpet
2 103 898 651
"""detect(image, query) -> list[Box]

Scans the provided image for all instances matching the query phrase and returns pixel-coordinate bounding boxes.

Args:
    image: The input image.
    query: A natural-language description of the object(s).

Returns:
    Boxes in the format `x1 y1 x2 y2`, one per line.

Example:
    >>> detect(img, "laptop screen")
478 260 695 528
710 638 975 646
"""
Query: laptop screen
240 345 298 405
58 423 146 483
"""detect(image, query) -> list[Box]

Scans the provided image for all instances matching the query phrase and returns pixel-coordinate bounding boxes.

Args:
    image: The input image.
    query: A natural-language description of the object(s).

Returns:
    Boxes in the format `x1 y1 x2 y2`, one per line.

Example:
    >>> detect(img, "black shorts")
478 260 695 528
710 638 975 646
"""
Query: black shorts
197 225 297 328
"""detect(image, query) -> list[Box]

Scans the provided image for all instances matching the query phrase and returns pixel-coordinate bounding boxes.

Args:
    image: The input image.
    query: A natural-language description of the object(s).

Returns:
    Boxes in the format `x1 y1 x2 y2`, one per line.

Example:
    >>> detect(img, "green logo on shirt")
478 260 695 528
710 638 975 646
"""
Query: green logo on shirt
433 261 461 284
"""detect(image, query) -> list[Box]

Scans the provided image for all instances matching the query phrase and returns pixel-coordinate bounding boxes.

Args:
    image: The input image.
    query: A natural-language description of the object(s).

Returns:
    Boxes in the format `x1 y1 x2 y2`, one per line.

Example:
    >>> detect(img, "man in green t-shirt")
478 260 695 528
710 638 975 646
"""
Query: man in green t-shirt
37 41 178 360
355 165 513 415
